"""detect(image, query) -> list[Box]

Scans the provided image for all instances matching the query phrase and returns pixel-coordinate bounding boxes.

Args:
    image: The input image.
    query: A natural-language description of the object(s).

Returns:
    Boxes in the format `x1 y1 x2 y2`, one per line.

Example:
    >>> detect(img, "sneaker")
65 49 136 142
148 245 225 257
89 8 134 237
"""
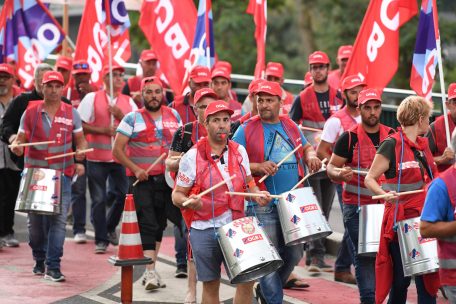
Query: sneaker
74 233 87 244
308 258 333 273
107 231 119 246
142 270 166 290
175 265 188 278
44 269 65 282
32 261 45 275
153 270 166 288
253 282 266 304
3 234 19 247
95 242 108 254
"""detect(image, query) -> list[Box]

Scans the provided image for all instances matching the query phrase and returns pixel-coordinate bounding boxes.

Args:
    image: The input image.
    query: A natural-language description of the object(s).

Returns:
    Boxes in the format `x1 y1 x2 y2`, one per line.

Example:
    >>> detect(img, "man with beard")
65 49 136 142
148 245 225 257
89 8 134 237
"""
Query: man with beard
326 88 394 304
233 81 321 303
316 75 366 284
290 51 343 273
77 65 137 254
64 60 97 109
0 64 21 249
113 76 182 290
169 65 211 124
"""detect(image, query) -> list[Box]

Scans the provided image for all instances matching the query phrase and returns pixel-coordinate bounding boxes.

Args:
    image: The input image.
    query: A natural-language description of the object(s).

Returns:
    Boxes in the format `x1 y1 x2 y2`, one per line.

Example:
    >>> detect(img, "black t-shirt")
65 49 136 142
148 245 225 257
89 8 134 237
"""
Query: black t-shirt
170 123 195 154
289 89 343 123
333 130 383 163
425 123 437 154
377 137 433 179
315 91 331 120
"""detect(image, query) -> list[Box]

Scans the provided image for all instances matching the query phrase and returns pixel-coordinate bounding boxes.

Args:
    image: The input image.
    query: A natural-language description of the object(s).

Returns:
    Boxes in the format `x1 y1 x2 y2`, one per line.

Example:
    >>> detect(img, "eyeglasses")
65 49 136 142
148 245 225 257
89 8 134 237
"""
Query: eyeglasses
0 74 13 80
310 65 328 71
73 63 89 70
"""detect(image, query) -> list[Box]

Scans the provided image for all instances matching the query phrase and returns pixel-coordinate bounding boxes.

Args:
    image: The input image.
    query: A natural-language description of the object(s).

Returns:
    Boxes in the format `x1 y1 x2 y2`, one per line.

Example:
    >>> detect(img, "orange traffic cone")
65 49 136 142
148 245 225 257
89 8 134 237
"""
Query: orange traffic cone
109 194 152 266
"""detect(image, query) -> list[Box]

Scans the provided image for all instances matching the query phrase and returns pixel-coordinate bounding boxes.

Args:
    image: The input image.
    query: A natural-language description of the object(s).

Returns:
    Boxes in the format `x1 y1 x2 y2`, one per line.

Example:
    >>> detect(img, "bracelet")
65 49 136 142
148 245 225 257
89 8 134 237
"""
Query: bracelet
247 179 256 189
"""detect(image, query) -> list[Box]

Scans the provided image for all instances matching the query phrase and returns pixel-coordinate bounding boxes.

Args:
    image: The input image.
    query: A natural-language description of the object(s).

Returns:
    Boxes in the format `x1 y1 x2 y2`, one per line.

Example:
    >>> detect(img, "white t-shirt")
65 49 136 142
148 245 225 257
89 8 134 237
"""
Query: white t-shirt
77 91 138 123
320 115 361 144
177 144 251 230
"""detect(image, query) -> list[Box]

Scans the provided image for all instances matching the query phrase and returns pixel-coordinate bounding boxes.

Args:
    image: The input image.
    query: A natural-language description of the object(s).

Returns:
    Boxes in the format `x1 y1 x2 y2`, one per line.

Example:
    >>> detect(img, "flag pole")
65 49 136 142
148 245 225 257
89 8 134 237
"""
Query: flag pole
104 1 115 138
436 37 451 147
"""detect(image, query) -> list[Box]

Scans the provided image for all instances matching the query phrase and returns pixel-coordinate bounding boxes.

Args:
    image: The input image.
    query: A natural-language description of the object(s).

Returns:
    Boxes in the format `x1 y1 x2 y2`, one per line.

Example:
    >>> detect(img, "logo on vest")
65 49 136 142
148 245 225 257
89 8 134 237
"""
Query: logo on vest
409 248 420 259
399 161 420 170
233 248 244 258
300 204 319 213
242 234 263 244
290 215 301 225
54 116 73 126
226 228 236 238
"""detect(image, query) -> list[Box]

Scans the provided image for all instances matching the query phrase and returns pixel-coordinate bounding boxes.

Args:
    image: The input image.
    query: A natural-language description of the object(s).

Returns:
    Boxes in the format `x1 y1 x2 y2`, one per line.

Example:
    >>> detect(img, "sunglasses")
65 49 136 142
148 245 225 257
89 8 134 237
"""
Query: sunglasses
73 63 90 70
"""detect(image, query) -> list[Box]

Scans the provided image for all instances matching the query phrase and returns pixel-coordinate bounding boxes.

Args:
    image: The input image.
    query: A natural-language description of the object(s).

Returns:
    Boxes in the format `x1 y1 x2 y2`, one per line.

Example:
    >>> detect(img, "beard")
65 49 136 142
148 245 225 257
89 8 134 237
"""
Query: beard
144 99 161 112
362 116 380 127
0 86 8 96
313 75 328 85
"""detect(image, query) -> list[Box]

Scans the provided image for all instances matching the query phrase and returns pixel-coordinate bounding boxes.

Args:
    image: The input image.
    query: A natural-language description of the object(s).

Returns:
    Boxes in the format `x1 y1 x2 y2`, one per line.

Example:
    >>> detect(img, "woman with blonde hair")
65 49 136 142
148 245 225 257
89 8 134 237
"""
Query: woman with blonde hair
365 96 440 303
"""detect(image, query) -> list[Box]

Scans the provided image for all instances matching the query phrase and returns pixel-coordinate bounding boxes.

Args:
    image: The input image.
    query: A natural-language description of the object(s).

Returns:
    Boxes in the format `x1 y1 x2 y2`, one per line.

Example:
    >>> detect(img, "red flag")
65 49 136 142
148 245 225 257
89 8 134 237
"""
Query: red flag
343 0 418 91
247 0 267 79
139 0 197 96
74 0 131 87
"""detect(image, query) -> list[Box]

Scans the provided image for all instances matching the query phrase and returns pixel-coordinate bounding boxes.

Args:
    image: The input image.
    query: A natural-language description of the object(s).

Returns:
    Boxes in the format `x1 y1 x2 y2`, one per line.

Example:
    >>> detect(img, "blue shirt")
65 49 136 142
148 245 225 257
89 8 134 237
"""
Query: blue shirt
233 121 308 195
421 178 454 223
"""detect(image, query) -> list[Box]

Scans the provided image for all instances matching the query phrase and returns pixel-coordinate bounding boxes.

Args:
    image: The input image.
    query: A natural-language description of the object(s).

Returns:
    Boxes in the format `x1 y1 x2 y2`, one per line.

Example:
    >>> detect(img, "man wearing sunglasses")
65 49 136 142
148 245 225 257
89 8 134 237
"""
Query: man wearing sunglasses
77 65 137 254
113 76 182 290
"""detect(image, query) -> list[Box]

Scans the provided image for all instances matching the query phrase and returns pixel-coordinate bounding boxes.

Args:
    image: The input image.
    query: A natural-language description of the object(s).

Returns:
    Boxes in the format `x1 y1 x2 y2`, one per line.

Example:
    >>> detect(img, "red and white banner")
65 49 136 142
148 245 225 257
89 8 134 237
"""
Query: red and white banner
343 0 418 91
74 0 131 87
247 0 267 79
139 0 197 96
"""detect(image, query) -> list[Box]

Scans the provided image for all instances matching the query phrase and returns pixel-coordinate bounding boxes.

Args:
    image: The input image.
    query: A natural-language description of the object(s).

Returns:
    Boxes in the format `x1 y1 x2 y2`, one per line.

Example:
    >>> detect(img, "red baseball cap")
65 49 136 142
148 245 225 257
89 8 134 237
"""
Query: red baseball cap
102 65 125 76
448 83 456 100
204 100 234 120
256 81 282 98
341 75 366 91
337 45 353 60
265 62 284 78
141 76 163 91
140 49 157 62
42 71 64 85
304 72 313 86
211 68 230 80
0 63 15 76
309 51 330 65
194 88 218 104
248 78 265 94
190 66 211 83
55 56 73 71
213 61 232 74
358 88 382 105
72 60 92 75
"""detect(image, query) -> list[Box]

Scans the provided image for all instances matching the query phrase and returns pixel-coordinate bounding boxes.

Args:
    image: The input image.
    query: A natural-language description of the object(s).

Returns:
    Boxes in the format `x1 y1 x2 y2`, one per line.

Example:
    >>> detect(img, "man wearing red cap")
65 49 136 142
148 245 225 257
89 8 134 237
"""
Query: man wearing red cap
316 74 367 283
210 68 242 121
232 78 264 135
0 63 22 249
326 88 394 304
212 60 238 102
113 76 182 290
77 65 137 253
233 80 321 303
172 100 270 303
64 60 97 109
169 65 211 124
11 71 87 282
122 49 164 108
328 45 353 89
426 82 456 173
55 56 73 87
265 62 294 113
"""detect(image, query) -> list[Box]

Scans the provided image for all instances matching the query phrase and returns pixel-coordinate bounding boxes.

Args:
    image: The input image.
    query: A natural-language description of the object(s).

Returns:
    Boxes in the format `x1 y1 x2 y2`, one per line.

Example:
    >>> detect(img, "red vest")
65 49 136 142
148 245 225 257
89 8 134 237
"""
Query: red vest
23 101 75 176
228 99 242 122
243 115 305 190
298 85 343 129
181 138 246 228
437 166 456 286
239 112 253 125
189 120 207 144
85 90 133 162
429 113 456 172
342 124 392 205
126 107 180 176
170 94 196 125
282 90 294 113
330 107 359 141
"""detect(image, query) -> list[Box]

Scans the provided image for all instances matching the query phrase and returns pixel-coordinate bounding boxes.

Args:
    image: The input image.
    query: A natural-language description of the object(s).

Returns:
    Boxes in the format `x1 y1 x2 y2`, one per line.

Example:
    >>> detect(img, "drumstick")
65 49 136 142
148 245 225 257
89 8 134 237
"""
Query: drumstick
170 155 182 160
132 153 167 187
225 191 283 199
299 126 322 133
290 158 327 191
44 148 94 160
182 175 236 207
258 144 303 183
372 189 424 200
8 140 56 148
333 167 368 176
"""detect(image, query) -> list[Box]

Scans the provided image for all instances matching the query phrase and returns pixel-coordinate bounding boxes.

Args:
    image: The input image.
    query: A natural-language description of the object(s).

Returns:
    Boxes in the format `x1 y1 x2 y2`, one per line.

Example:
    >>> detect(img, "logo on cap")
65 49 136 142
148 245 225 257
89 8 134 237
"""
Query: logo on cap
313 54 322 58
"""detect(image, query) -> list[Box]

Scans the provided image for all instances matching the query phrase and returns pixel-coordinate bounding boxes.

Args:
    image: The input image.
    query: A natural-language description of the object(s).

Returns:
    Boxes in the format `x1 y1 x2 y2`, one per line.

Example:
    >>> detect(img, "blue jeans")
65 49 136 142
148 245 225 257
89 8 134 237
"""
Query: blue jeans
387 241 436 304
28 175 71 270
247 204 303 304
335 184 355 273
343 204 375 304
443 286 456 303
87 161 128 244
71 161 86 235
174 218 188 268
